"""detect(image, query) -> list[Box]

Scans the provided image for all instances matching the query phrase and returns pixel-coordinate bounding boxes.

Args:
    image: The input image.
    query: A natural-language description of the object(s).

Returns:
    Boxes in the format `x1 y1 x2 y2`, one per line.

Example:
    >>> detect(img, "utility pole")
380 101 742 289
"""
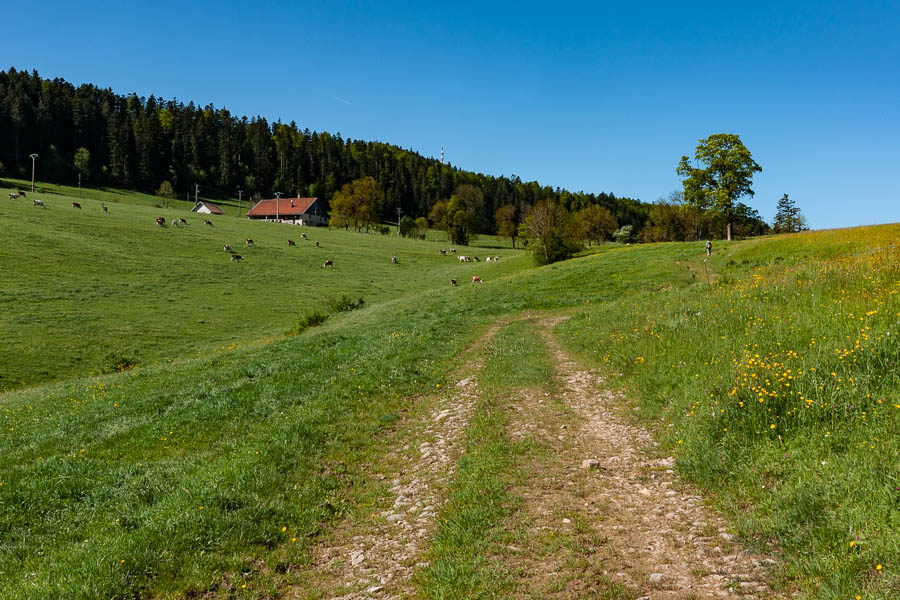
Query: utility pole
396 206 402 236
237 188 243 217
78 173 82 198
29 154 38 192
275 191 282 221
194 183 200 204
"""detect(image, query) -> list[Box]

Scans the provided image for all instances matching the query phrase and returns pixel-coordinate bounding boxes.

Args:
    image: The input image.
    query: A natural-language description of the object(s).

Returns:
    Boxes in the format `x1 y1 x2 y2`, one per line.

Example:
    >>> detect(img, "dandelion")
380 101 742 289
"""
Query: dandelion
876 564 882 571
770 424 776 430
281 526 287 532
850 541 855 547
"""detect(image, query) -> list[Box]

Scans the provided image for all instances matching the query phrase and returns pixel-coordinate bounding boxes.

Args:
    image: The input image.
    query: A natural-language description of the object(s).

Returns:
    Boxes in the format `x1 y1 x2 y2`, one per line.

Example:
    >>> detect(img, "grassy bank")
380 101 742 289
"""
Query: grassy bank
558 225 900 598
0 289 497 598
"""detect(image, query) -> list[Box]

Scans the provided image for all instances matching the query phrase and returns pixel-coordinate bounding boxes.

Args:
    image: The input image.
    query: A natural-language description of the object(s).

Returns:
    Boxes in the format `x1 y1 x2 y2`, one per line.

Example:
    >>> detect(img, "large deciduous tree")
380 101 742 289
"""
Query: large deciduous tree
495 203 520 248
677 133 761 241
574 204 617 246
330 176 384 232
520 201 582 265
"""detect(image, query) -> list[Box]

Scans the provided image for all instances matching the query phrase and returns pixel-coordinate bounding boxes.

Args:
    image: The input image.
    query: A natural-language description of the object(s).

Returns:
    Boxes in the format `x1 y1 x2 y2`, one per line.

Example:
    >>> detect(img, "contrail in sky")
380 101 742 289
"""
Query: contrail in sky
332 96 352 105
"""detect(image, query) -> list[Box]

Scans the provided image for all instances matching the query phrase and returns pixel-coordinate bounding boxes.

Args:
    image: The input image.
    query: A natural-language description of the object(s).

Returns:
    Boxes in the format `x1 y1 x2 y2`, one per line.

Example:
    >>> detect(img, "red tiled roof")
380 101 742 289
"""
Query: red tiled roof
246 197 318 217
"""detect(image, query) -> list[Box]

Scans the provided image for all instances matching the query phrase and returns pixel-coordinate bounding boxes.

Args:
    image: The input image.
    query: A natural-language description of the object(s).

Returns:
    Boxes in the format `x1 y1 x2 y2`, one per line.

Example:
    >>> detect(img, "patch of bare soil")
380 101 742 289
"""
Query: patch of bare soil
522 320 780 599
288 321 505 600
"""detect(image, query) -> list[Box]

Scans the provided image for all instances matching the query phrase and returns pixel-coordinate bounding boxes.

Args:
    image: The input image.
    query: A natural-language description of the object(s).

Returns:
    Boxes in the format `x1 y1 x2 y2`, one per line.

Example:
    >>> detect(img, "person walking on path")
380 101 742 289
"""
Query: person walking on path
705 240 712 256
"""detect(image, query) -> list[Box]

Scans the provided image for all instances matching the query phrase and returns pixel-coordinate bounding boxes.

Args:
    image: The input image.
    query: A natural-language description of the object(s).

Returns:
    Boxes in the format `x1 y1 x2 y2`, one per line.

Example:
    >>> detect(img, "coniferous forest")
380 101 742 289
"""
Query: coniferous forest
0 68 769 238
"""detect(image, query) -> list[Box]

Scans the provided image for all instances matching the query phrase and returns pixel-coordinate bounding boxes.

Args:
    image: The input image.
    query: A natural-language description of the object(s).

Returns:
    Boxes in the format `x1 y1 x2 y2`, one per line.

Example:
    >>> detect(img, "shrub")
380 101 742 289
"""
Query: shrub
102 350 139 373
285 310 328 337
327 295 365 313
612 225 633 244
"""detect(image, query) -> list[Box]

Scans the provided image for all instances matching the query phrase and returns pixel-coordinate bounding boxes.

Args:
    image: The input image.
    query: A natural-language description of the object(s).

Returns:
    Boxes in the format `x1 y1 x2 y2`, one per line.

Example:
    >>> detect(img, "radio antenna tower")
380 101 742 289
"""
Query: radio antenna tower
441 146 444 165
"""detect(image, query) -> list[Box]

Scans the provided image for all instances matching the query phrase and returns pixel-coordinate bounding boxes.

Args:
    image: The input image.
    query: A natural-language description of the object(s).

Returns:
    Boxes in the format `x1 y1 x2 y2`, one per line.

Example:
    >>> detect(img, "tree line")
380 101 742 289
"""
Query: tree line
0 68 655 236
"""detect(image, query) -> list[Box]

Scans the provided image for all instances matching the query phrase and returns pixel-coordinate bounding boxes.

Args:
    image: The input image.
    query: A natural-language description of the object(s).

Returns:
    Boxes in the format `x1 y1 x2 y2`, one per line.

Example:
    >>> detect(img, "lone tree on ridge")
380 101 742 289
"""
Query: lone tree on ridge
677 133 761 241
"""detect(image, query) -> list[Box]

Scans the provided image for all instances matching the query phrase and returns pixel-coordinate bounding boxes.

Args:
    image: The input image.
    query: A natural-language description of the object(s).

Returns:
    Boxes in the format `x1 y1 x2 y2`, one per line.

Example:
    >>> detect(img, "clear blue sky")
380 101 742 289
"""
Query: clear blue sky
5 1 898 229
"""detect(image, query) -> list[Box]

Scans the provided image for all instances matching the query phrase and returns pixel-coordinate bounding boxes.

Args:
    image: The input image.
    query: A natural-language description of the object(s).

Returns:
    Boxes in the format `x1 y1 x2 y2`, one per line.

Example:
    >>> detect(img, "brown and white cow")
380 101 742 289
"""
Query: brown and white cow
472 276 483 284
72 202 82 209
323 260 333 267
287 239 296 246
450 279 457 286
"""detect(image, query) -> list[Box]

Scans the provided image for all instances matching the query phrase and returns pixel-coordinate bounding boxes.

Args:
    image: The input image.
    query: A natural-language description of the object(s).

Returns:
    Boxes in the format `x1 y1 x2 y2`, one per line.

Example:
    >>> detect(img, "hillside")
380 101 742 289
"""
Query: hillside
0 68 654 238
0 182 526 390
0 193 898 598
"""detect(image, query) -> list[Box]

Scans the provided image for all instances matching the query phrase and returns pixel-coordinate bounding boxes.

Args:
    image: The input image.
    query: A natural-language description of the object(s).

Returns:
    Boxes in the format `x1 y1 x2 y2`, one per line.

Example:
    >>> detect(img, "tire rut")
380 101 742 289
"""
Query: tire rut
293 319 507 600
536 317 781 599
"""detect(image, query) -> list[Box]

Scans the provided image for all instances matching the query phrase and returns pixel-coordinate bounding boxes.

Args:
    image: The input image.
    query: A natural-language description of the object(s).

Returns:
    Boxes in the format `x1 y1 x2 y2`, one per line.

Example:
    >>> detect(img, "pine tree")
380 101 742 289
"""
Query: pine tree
773 194 805 233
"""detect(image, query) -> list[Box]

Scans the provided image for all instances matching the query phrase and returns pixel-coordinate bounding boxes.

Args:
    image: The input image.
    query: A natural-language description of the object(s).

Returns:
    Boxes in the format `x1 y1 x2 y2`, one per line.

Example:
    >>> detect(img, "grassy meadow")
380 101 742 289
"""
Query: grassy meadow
0 181 525 390
1 183 899 598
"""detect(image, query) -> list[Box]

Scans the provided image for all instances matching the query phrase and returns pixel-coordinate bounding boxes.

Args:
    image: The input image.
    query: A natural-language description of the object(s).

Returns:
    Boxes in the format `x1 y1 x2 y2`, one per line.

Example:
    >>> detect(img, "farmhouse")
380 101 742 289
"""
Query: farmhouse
191 201 225 215
245 197 327 226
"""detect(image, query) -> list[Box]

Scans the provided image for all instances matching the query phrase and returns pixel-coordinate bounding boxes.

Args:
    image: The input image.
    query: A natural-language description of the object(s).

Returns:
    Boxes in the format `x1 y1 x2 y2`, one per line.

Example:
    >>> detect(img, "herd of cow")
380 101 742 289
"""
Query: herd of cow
10 191 494 283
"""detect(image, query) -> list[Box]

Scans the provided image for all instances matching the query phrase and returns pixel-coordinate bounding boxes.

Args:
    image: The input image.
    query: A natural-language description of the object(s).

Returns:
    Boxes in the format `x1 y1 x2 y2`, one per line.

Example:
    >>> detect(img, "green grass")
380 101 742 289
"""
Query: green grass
3 181 899 598
419 319 551 598
0 181 528 390
0 291 496 598
556 225 900 599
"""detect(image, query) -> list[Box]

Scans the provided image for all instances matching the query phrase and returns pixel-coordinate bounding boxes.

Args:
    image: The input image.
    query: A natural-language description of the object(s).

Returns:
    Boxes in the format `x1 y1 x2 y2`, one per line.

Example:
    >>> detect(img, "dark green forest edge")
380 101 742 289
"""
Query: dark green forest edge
0 68 770 243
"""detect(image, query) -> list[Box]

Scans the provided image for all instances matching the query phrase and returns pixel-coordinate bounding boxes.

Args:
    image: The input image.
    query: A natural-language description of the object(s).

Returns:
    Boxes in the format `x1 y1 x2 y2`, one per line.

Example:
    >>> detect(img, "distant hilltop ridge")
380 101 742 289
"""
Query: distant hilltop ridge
0 68 649 234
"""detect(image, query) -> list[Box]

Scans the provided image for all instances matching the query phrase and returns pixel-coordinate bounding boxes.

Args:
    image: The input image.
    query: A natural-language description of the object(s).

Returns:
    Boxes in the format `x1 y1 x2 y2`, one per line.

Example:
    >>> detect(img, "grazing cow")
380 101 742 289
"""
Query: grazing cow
17 191 26 198
323 259 333 267
450 248 456 253
440 249 447 255
101 204 108 212
223 244 232 252
485 257 492 262
301 233 308 240
230 254 244 261
33 199 45 208
245 239 254 246
72 202 82 209
8 193 18 200
391 256 398 264
472 276 483 284
473 256 480 262
156 217 165 226
458 255 466 262
493 256 499 261
450 278 457 286
179 218 187 224
315 241 320 247
287 239 296 246
204 219 213 226
171 219 179 227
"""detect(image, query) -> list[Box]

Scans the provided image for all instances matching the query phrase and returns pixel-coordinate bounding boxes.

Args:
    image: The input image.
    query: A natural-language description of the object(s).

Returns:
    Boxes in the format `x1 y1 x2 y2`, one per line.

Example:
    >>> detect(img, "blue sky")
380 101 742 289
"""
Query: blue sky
5 1 898 229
